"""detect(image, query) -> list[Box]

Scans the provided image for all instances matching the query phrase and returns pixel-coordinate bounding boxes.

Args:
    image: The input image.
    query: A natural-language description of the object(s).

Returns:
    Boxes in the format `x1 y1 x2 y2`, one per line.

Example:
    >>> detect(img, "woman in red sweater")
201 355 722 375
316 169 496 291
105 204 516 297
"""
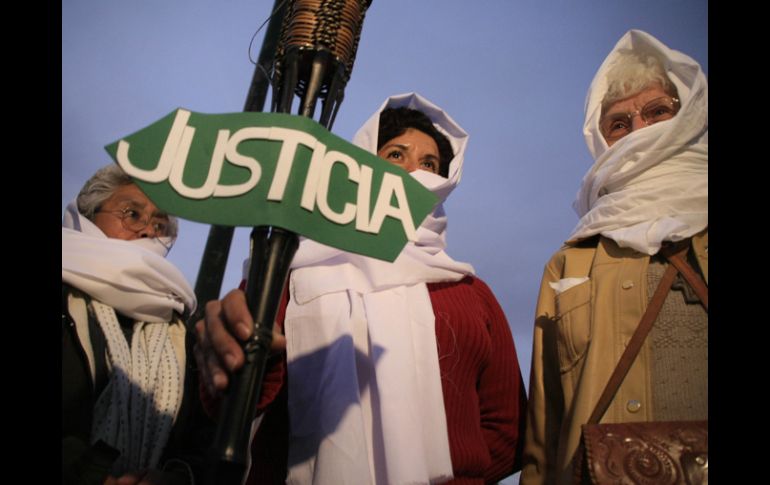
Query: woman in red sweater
196 93 527 485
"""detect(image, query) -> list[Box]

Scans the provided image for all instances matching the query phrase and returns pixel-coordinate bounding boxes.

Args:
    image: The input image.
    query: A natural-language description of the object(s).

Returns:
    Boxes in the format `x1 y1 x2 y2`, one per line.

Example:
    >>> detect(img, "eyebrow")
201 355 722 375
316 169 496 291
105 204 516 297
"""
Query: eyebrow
382 143 440 160
382 143 411 151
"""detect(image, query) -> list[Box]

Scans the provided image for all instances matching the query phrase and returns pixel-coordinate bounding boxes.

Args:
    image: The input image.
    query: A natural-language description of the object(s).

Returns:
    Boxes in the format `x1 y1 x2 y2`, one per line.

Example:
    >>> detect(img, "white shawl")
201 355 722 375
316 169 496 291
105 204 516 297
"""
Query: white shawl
276 93 475 484
62 202 196 474
568 29 708 255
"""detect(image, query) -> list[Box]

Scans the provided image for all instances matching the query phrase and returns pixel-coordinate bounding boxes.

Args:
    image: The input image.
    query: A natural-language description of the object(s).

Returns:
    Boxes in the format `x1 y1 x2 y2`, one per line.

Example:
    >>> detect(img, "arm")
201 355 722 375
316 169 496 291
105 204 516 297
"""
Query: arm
471 277 528 484
520 258 565 485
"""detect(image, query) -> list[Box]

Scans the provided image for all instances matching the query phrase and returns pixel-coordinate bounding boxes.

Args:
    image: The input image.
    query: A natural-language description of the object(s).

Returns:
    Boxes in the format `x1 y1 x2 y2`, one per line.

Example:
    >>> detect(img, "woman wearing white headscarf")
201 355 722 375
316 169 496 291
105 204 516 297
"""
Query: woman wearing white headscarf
196 93 527 485
62 164 204 485
520 30 707 485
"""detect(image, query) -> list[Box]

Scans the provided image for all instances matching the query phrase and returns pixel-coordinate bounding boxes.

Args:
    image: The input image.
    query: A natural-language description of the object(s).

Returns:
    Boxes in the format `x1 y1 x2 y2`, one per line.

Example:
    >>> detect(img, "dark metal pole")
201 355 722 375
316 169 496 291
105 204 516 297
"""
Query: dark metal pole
243 0 288 113
208 227 298 485
187 0 288 330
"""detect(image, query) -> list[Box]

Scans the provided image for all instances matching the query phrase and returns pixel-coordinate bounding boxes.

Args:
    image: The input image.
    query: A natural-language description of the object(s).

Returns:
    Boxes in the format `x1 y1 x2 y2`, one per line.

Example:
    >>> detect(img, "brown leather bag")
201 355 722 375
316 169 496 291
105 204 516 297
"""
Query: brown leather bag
579 421 708 484
574 241 708 485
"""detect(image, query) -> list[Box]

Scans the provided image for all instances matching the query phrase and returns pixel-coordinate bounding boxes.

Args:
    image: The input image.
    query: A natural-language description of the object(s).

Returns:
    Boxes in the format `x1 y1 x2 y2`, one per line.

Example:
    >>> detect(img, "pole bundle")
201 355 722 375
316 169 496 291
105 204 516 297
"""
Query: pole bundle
206 2 373 483
273 0 373 126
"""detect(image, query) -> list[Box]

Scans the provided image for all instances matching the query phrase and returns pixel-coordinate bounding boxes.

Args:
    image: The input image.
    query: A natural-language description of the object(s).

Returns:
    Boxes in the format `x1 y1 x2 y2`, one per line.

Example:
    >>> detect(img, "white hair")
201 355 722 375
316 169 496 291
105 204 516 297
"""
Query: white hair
602 51 678 113
76 164 179 237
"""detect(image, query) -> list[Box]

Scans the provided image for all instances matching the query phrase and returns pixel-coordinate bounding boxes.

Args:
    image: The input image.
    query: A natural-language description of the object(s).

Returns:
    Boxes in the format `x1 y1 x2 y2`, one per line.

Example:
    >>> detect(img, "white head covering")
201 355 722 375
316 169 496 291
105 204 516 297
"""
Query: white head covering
279 93 474 485
62 202 195 322
62 200 196 474
568 29 708 254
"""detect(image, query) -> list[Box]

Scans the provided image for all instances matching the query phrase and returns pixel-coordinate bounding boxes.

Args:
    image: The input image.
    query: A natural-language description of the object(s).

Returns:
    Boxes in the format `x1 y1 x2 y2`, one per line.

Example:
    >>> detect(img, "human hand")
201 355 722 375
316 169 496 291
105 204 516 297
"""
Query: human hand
193 289 286 396
104 469 176 485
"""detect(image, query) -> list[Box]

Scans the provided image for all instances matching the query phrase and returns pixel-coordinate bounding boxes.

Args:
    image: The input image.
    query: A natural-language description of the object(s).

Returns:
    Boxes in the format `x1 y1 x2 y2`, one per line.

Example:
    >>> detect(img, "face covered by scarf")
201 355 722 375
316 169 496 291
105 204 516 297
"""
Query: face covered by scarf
62 201 196 322
275 93 474 485
568 29 708 255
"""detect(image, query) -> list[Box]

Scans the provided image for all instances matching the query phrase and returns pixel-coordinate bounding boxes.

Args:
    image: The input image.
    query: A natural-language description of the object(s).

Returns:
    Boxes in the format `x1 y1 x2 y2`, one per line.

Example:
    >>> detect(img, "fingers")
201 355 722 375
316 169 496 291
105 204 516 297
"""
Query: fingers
220 289 255 341
135 469 167 485
114 470 146 485
193 318 227 396
211 290 253 368
271 326 286 353
193 290 255 394
193 289 287 394
222 290 286 354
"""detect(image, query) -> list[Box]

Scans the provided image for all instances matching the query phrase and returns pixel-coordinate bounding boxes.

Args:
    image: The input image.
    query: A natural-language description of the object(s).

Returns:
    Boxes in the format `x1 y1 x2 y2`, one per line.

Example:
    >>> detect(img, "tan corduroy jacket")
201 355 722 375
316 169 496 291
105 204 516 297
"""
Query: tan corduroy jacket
520 230 708 485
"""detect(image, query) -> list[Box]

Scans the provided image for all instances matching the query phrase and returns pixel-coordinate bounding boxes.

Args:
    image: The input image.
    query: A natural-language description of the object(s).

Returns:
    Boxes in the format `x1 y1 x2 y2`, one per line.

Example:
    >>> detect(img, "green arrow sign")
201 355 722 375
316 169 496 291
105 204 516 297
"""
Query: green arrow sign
105 109 438 262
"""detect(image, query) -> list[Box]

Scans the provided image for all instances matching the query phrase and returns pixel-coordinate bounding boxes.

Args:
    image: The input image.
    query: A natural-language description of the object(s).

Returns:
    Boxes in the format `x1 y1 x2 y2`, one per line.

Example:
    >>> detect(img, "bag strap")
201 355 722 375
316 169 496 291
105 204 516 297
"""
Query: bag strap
585 241 695 425
667 247 708 311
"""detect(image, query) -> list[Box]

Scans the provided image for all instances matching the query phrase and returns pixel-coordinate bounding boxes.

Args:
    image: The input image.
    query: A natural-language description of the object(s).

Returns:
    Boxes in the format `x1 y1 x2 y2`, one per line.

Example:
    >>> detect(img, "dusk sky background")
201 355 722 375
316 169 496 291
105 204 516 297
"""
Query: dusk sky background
62 2 707 481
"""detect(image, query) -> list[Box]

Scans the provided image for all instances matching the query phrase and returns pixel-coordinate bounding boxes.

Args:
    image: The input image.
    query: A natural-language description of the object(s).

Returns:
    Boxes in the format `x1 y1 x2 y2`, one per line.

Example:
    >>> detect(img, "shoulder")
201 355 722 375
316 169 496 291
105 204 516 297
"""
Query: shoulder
543 235 600 274
428 274 491 298
428 275 503 316
692 227 708 252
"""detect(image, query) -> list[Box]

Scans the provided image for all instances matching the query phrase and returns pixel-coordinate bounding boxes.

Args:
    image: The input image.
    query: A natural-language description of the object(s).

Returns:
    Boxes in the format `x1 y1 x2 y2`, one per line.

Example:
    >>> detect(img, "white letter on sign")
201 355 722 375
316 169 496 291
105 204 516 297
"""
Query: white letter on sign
316 150 359 225
367 173 417 241
214 127 268 197
117 108 193 183
169 129 226 199
267 128 318 202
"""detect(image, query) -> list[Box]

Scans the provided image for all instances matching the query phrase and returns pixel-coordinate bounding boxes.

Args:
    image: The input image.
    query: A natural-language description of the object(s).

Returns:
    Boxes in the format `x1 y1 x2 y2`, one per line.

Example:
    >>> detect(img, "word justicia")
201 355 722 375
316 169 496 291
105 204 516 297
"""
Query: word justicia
116 109 419 240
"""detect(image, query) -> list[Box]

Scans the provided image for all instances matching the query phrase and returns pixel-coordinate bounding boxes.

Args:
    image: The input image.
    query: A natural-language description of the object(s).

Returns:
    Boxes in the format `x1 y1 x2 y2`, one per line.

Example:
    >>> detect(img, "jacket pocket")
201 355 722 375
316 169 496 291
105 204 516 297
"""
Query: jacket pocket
554 280 591 373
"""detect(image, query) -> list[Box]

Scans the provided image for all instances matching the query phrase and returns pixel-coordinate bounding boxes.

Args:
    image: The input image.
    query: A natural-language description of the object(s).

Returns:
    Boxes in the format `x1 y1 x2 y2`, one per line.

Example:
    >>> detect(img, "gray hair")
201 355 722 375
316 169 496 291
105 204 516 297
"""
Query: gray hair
76 164 179 237
601 51 678 113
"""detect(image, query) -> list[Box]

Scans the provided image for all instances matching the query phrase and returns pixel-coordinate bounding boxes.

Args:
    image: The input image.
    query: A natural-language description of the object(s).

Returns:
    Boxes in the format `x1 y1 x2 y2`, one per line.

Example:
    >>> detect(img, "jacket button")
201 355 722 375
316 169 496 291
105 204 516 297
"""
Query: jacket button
626 400 642 412
621 280 634 289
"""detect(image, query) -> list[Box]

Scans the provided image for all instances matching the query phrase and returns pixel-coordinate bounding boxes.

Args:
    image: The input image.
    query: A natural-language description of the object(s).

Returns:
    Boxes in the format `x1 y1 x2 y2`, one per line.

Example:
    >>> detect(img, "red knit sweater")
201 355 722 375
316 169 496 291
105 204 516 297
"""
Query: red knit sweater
222 276 526 484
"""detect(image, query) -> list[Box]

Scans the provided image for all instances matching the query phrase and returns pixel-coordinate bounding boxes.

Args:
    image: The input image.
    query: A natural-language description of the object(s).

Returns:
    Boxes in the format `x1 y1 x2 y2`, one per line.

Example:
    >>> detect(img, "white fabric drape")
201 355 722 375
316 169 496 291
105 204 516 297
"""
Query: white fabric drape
62 202 195 323
252 93 475 484
568 29 708 255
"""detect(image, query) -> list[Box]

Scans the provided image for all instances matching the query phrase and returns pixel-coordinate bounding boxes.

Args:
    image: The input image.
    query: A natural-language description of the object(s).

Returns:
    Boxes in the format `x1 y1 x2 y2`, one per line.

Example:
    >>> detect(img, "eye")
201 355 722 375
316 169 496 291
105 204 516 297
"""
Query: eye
386 149 403 160
603 116 631 137
122 208 142 223
611 119 629 131
420 159 439 174
643 102 676 123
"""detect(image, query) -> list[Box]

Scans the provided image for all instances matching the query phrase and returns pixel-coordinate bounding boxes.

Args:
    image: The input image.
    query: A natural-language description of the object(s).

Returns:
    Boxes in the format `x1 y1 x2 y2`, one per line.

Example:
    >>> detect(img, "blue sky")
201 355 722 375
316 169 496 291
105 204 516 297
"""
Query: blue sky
62 3 707 479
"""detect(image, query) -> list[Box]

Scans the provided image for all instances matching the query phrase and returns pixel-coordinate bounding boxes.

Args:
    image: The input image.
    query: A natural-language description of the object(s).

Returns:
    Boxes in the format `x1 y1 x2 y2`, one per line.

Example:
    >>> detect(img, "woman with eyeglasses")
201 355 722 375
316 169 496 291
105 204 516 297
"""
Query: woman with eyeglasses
62 164 206 485
520 30 708 484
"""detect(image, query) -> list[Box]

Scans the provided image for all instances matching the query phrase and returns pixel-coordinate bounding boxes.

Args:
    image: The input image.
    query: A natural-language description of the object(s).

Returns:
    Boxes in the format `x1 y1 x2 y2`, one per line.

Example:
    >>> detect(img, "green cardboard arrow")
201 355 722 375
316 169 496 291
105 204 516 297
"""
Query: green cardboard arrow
105 109 438 262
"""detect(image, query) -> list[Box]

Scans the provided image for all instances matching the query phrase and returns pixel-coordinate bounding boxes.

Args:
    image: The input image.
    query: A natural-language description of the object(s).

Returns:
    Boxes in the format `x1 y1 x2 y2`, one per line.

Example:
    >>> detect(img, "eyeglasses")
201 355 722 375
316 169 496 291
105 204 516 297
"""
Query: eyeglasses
600 96 681 144
97 206 171 238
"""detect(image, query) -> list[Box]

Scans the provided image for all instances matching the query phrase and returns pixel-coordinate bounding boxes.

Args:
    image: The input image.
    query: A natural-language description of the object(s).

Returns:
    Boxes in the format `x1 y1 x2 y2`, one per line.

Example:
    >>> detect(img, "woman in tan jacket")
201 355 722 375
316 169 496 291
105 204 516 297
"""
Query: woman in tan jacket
520 30 708 484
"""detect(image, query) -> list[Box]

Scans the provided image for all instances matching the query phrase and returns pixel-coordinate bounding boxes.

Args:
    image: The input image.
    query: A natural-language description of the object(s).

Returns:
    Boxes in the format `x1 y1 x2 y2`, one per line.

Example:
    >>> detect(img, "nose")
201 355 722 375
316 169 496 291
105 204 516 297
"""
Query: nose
401 155 420 173
136 218 158 239
630 112 648 133
138 227 156 238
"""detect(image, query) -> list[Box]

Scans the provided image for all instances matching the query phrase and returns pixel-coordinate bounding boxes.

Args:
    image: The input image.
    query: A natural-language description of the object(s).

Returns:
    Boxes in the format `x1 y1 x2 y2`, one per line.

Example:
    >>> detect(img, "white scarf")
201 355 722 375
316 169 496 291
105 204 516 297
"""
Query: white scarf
62 202 196 474
62 202 195 322
257 93 475 484
568 29 708 255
